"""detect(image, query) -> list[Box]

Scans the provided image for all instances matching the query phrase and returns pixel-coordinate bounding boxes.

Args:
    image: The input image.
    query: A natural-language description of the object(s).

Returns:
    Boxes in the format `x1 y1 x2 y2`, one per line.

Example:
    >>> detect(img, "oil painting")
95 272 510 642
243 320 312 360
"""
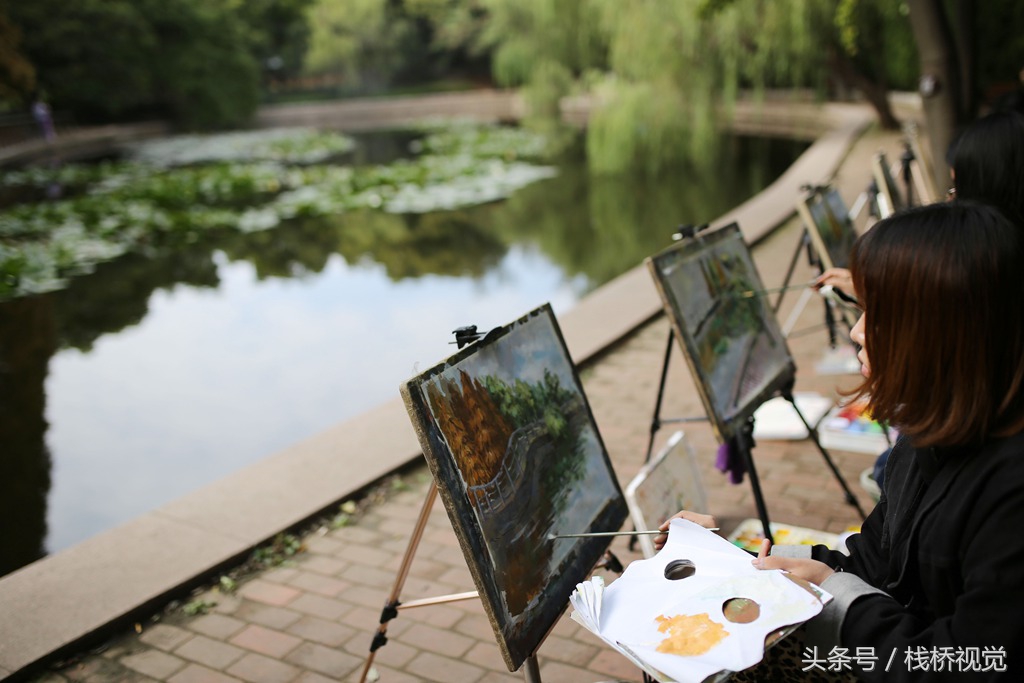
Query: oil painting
871 151 905 218
796 187 858 271
400 303 627 671
645 223 796 441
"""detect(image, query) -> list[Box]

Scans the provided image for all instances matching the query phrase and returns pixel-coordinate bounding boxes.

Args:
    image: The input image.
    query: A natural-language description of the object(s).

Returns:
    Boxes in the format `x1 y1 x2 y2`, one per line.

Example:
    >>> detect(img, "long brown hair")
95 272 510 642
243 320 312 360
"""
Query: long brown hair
850 201 1024 447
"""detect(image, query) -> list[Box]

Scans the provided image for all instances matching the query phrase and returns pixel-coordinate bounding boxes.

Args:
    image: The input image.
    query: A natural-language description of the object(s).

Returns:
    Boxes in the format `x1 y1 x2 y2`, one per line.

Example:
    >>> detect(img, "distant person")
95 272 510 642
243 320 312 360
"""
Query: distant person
658 201 1024 680
816 109 1024 298
992 64 1024 117
947 109 1024 224
30 97 56 143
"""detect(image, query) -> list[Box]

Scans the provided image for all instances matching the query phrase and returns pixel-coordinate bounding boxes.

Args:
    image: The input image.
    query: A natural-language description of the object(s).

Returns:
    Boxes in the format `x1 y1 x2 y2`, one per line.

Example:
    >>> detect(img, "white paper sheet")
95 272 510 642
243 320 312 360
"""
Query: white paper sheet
569 519 831 683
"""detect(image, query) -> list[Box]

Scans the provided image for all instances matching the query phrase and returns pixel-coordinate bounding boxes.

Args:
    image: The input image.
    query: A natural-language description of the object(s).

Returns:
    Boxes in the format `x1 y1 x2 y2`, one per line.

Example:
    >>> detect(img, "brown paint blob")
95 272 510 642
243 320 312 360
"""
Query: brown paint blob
722 597 761 623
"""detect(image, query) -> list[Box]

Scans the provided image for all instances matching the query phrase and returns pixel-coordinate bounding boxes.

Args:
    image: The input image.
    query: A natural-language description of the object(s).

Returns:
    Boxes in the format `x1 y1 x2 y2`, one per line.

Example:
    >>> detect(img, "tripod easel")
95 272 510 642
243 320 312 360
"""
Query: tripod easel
778 186 861 345
643 328 868 546
362 324 628 683
643 222 866 548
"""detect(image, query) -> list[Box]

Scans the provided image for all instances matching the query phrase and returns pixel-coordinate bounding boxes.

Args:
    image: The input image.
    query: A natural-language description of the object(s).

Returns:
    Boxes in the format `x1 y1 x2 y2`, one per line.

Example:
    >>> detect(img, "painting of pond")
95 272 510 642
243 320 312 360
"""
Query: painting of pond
0 122 808 577
401 303 626 670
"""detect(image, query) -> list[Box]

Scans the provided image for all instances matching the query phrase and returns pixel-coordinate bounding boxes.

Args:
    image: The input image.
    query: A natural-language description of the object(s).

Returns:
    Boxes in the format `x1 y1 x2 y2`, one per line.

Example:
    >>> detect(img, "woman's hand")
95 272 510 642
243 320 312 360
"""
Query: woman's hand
813 268 854 296
752 539 835 586
653 510 718 551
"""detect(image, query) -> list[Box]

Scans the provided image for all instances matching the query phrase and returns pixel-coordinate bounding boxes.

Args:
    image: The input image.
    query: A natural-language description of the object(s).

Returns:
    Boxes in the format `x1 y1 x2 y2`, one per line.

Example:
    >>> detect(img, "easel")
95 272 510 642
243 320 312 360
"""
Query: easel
643 328 868 546
360 325 627 683
643 223 866 547
776 185 859 344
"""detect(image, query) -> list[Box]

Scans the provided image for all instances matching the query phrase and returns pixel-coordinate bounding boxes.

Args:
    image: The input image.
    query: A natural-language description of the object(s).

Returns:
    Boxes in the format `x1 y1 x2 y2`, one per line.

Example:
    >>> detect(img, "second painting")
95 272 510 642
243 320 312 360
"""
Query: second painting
646 223 796 441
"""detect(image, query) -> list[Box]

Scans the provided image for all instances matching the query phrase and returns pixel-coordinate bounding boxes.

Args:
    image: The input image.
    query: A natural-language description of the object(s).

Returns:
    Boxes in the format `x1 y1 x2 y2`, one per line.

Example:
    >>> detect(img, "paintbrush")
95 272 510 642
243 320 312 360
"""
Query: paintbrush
548 528 719 540
734 282 814 299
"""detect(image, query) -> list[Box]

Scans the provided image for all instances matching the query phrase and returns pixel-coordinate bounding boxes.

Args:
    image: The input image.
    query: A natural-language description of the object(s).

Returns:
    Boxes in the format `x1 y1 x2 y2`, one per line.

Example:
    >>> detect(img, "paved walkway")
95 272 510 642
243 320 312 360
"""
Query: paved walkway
20 111 913 683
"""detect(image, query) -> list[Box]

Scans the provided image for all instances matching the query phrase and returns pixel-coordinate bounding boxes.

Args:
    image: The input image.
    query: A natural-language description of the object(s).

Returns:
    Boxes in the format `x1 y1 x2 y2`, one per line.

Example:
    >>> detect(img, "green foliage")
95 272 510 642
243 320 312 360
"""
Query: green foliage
143 0 262 130
833 0 917 90
3 0 159 118
182 598 217 615
304 0 419 89
0 9 35 103
586 79 697 176
251 533 304 567
478 0 923 174
1 0 311 127
482 369 575 430
0 124 554 301
231 0 316 82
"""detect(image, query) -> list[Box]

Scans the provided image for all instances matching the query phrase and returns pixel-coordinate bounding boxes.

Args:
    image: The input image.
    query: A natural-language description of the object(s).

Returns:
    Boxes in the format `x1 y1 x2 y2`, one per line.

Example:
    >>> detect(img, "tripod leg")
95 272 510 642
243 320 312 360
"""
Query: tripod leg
773 231 808 314
736 423 774 546
784 393 868 521
521 654 542 682
358 485 438 683
645 329 675 463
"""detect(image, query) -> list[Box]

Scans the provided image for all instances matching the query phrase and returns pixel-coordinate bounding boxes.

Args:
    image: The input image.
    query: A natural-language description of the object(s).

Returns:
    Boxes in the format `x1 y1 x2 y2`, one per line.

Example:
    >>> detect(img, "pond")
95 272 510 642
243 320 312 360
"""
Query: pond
0 124 808 578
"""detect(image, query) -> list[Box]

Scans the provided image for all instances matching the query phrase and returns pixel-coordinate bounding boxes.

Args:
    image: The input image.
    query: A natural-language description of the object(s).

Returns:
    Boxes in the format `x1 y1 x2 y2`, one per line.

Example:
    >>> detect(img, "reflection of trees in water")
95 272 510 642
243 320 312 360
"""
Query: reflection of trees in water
487 134 809 289
0 238 225 577
692 250 778 408
0 296 56 577
360 210 506 280
53 246 221 352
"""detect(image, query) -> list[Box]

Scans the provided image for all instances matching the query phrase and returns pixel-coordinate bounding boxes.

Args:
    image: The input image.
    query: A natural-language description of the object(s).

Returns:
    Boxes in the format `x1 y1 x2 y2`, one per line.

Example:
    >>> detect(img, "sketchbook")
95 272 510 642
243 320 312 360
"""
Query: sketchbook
570 519 831 683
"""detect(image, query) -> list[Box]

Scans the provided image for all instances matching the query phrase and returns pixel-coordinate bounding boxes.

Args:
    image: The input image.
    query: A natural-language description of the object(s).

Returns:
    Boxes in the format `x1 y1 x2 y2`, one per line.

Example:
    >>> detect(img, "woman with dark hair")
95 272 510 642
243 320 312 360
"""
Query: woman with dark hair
658 202 1024 680
816 111 1024 496
948 110 1024 224
766 201 1024 679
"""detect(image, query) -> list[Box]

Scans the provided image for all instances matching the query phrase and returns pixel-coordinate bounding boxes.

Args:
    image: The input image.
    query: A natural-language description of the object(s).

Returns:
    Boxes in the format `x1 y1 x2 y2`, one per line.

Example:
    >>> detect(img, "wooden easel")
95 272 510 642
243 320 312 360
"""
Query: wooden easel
644 334 867 546
361 323 628 683
359 471 634 682
357 485 482 683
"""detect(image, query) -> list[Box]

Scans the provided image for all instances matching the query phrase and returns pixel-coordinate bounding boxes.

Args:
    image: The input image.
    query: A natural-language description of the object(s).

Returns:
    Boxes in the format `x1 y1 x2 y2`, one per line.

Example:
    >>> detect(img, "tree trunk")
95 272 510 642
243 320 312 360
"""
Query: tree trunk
952 0 977 119
907 0 962 192
826 47 900 130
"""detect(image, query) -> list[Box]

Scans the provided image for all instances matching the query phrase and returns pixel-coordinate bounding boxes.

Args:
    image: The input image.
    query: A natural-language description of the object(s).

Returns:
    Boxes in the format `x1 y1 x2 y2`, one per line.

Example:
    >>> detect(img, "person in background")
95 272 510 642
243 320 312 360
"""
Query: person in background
946 109 1024 224
657 201 1024 680
816 109 1024 495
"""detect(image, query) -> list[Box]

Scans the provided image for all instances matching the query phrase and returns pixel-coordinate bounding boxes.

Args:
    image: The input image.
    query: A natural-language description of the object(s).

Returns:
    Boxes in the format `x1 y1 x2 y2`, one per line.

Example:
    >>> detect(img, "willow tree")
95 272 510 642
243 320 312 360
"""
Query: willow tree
477 0 915 176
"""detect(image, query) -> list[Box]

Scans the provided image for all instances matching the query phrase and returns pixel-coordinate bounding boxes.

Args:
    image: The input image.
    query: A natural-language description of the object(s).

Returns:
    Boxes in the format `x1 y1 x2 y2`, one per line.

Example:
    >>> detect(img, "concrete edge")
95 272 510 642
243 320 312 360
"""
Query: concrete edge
0 99 877 681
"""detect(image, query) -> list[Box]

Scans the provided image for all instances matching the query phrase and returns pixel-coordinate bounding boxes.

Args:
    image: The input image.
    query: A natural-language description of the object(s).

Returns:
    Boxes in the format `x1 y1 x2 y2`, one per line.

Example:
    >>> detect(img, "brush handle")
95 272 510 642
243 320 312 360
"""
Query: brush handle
550 528 718 539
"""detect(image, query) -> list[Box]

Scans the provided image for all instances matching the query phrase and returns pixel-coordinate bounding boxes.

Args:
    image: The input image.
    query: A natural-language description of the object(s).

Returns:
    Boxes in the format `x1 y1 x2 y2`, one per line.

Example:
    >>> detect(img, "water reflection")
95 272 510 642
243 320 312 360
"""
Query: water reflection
0 131 806 577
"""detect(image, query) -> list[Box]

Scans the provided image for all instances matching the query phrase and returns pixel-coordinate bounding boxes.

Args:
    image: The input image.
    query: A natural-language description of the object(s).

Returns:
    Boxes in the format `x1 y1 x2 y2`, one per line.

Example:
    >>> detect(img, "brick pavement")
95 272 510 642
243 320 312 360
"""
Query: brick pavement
37 125 908 683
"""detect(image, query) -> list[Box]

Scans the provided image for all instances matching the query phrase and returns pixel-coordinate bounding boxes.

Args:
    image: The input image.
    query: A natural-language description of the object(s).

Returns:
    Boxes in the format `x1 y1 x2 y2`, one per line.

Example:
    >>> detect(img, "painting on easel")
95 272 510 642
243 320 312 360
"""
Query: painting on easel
796 187 858 271
645 223 796 442
400 303 627 671
872 151 905 218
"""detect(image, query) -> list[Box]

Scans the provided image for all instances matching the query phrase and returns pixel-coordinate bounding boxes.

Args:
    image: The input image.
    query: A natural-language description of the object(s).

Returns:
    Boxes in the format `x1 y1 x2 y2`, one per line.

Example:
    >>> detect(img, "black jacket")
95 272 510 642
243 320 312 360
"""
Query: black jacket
801 432 1024 680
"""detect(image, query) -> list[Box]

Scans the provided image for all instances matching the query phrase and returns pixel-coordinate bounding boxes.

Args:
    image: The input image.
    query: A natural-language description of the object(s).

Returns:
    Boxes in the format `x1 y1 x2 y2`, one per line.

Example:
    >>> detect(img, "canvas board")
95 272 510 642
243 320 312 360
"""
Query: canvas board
795 187 858 271
871 151 905 218
400 303 628 671
904 123 940 204
625 431 708 558
645 223 797 442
